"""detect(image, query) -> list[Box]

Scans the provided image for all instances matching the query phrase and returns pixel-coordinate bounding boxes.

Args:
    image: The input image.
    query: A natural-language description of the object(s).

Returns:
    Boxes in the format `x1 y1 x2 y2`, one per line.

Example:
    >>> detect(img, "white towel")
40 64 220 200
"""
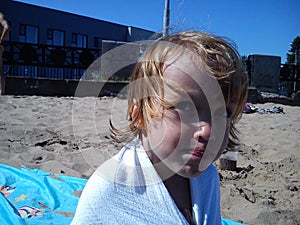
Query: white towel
71 138 222 225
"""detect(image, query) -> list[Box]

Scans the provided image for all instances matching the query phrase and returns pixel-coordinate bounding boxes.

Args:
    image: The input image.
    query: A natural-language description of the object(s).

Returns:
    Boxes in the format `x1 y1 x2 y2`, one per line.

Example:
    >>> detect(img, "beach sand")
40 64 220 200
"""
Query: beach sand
0 95 299 224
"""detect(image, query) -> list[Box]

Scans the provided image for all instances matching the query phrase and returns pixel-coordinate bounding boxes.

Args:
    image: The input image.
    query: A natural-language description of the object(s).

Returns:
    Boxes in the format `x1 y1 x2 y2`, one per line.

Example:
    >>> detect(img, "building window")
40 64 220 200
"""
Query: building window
94 37 102 48
47 29 64 46
19 24 38 43
71 33 87 48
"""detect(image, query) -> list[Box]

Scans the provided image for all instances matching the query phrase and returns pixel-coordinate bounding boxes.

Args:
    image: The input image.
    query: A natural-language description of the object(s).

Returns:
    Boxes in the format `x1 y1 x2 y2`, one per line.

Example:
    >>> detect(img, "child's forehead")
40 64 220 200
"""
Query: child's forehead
163 61 212 89
163 53 207 79
163 65 207 100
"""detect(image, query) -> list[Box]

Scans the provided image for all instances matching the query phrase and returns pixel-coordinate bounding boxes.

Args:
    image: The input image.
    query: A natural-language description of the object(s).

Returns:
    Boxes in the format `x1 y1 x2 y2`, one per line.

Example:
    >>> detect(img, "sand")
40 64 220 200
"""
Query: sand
0 95 299 225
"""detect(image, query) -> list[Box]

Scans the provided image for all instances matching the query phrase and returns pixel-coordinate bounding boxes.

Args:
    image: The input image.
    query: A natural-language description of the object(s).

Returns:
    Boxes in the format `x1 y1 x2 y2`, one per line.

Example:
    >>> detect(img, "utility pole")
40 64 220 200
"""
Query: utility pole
294 49 298 92
163 0 170 37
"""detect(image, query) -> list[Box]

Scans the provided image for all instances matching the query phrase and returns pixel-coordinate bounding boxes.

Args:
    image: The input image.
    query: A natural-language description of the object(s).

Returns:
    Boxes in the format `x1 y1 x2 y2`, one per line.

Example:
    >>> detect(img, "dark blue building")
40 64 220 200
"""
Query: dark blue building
0 0 156 81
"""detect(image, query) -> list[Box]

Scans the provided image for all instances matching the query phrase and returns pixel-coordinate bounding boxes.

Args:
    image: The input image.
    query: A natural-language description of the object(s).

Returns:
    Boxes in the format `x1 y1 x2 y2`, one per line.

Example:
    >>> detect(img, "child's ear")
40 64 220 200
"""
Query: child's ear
129 99 139 121
129 99 145 131
131 104 139 121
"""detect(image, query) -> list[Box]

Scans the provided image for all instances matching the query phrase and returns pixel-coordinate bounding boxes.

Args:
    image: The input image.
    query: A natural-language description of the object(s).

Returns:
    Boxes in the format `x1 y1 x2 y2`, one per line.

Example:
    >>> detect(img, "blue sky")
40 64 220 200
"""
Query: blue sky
17 0 300 63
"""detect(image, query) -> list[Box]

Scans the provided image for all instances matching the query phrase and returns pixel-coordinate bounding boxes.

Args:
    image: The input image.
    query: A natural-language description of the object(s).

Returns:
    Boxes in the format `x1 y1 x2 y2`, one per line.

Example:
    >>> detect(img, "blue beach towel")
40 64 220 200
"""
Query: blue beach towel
0 164 87 225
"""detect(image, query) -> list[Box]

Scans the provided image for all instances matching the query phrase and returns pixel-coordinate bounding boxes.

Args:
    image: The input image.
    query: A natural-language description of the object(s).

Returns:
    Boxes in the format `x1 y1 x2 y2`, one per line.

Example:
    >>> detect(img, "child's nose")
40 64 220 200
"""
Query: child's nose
193 123 211 142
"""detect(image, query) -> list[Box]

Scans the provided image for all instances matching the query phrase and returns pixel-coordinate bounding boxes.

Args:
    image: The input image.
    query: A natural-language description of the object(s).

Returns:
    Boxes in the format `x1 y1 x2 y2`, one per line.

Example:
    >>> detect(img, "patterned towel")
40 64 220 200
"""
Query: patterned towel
0 164 87 225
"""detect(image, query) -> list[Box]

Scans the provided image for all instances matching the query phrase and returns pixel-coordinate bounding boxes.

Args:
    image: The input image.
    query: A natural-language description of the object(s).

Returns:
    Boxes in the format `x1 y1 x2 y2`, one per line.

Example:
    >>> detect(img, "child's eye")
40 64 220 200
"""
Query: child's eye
175 102 194 112
213 107 229 118
226 111 232 118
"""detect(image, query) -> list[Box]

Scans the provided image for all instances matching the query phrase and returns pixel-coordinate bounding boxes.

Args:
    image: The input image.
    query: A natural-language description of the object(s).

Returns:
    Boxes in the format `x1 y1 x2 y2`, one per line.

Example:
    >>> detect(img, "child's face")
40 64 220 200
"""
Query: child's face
142 61 231 178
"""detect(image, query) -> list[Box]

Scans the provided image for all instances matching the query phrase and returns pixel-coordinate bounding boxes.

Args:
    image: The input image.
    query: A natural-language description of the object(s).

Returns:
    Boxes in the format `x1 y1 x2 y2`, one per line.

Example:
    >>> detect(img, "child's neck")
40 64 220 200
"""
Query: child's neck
163 174 194 224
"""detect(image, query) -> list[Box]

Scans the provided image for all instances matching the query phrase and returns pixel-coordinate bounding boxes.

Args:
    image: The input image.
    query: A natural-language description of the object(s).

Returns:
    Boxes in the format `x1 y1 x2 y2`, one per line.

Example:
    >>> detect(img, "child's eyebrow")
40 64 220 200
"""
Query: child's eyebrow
164 87 187 100
163 92 198 108
164 85 202 101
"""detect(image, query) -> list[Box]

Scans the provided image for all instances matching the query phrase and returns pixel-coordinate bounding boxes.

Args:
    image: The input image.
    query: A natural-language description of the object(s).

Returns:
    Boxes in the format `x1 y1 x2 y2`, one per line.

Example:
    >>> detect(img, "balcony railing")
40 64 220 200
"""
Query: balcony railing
2 41 101 80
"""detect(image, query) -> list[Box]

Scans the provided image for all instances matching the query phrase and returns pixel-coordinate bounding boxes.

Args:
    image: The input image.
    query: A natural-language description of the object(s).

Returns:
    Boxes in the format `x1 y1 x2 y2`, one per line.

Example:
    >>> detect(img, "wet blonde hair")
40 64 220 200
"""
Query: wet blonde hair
110 31 248 148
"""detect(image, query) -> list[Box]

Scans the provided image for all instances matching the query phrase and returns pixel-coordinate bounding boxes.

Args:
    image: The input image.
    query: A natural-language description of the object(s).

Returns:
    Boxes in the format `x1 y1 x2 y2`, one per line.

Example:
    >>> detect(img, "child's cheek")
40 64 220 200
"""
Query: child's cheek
149 121 177 157
147 119 167 149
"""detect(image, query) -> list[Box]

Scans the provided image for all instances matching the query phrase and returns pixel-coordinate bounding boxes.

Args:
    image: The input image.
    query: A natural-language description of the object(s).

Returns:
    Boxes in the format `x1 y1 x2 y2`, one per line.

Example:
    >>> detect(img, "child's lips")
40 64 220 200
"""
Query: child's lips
190 148 205 159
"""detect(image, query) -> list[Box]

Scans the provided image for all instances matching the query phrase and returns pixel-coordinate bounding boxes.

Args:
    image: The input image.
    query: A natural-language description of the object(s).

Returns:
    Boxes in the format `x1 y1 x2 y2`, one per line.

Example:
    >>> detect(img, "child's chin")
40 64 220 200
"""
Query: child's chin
177 166 203 178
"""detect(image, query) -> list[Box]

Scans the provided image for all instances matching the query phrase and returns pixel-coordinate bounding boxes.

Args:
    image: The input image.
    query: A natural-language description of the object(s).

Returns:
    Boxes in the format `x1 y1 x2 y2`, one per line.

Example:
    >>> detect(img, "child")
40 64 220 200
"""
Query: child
0 12 10 95
71 31 248 225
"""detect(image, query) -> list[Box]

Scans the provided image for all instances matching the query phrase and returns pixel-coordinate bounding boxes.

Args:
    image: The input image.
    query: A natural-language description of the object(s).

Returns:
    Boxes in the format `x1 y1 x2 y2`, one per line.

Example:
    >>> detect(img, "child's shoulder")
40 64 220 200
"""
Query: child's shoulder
191 164 220 186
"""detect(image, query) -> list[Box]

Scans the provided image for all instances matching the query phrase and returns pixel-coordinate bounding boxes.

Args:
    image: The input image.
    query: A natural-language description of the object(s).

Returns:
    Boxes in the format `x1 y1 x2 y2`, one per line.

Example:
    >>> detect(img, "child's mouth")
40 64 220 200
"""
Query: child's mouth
191 149 205 159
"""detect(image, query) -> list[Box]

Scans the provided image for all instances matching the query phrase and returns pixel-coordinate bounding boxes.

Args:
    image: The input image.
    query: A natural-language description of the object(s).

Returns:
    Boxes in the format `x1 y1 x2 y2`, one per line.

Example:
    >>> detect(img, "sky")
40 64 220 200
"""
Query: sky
16 0 300 63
